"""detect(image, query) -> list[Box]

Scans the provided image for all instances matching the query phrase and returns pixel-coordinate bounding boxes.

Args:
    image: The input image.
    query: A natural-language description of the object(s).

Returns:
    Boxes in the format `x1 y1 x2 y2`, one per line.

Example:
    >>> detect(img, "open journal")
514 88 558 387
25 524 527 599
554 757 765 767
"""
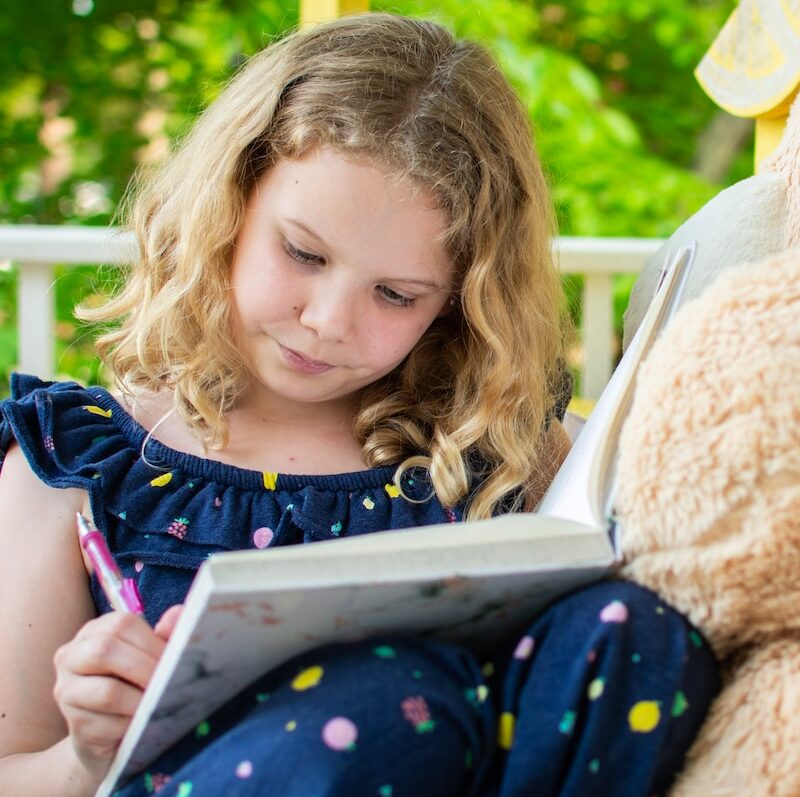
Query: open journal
96 243 696 796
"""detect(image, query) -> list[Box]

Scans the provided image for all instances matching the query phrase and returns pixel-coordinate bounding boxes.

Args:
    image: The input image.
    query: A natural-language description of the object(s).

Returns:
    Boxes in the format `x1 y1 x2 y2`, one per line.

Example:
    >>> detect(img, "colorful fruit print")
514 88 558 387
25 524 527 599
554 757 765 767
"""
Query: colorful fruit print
628 700 661 732
292 665 324 691
321 716 358 750
150 472 173 488
83 404 112 418
672 691 689 717
588 677 605 700
599 600 629 623
144 772 172 793
252 527 274 549
401 696 436 733
558 710 576 735
513 635 535 659
167 517 189 539
498 711 515 749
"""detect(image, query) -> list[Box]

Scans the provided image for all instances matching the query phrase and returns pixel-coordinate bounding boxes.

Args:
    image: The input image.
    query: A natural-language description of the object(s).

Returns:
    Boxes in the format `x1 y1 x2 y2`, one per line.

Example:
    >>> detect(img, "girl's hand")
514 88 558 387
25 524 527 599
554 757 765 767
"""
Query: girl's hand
154 603 184 640
52 609 175 778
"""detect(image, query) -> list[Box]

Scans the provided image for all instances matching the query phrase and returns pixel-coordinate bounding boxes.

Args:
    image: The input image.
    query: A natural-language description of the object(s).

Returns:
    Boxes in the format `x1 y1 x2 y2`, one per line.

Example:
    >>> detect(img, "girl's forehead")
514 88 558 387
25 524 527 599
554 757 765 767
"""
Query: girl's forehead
245 145 452 281
256 146 439 219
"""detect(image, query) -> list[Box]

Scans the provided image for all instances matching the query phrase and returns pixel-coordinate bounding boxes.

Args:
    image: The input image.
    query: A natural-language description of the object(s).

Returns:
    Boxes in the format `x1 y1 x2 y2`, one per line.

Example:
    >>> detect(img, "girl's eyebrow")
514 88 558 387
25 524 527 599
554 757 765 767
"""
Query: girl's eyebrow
285 218 326 244
391 277 450 292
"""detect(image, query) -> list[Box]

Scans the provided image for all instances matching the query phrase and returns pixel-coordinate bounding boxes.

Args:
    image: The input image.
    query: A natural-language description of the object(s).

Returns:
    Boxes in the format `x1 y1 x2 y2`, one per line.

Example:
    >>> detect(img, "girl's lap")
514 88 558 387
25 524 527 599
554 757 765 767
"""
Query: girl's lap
117 635 495 797
115 581 719 797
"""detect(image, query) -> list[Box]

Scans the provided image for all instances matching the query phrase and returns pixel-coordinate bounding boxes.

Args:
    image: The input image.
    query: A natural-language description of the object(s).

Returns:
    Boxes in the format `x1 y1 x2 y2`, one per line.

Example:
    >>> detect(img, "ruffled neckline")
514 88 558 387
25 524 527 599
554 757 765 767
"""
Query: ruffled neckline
88 387 399 493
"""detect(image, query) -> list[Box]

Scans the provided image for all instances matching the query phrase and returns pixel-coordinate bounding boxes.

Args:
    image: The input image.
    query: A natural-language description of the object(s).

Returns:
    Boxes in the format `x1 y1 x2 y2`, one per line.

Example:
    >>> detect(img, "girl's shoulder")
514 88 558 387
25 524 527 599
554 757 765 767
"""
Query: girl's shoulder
0 373 119 480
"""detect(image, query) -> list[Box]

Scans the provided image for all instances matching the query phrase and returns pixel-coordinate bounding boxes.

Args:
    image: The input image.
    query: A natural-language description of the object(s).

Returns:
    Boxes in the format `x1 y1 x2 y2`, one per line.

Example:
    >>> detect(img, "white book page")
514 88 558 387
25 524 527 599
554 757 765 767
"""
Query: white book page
538 242 696 531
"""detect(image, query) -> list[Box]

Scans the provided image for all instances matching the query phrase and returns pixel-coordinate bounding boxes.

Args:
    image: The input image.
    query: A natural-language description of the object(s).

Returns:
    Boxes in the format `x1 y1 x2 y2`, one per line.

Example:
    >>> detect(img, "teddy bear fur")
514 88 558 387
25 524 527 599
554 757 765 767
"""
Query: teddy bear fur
615 247 800 797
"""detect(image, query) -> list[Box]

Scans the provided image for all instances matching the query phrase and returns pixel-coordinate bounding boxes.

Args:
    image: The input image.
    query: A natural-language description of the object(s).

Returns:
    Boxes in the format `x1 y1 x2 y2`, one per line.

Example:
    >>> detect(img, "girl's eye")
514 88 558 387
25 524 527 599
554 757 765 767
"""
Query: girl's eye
377 285 416 307
284 240 325 266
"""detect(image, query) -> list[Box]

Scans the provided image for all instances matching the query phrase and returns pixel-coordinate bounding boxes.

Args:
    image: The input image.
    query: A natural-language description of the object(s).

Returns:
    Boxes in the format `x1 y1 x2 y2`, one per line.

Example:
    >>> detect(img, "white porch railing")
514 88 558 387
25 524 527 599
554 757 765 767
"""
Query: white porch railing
0 225 663 399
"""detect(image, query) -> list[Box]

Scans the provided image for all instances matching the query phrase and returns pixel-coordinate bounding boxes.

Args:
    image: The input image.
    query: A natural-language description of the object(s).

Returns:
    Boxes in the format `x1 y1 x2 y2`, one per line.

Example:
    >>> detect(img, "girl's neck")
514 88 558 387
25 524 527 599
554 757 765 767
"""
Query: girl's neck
121 386 368 476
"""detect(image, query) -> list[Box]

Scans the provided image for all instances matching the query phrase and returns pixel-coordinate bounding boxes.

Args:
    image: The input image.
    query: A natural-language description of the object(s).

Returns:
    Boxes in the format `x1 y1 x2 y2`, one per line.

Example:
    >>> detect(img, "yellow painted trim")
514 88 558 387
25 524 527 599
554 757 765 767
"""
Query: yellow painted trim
755 115 789 171
300 0 370 28
694 66 800 118
498 712 516 750
566 396 596 420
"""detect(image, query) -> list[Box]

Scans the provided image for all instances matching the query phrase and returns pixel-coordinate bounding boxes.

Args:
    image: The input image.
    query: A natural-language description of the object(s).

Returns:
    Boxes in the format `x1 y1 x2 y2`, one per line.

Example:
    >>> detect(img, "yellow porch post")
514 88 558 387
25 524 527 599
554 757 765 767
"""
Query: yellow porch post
300 0 370 29
754 91 799 166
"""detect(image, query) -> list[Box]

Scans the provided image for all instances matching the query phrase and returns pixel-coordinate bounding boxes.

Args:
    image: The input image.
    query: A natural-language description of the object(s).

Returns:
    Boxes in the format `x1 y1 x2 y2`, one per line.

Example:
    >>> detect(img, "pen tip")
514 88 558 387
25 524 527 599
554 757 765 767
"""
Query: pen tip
76 512 91 534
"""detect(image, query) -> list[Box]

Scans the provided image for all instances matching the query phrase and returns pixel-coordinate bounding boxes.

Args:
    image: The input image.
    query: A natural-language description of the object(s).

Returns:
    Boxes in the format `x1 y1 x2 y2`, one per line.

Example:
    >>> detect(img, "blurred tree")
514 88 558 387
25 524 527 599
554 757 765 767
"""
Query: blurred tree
0 0 296 226
0 0 297 391
532 0 750 179
375 0 743 237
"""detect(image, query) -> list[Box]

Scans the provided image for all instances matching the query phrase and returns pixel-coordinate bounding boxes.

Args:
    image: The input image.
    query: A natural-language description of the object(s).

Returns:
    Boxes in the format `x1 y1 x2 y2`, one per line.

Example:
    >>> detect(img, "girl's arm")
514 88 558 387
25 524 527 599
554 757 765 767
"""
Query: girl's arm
528 419 572 510
543 419 572 481
0 444 166 796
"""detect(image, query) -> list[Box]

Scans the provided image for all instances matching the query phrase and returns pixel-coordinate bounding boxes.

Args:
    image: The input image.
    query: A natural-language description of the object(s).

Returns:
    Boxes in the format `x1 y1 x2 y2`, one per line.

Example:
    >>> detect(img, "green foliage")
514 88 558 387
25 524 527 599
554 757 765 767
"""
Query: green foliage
376 0 738 235
0 264 16 384
0 0 297 225
0 0 746 397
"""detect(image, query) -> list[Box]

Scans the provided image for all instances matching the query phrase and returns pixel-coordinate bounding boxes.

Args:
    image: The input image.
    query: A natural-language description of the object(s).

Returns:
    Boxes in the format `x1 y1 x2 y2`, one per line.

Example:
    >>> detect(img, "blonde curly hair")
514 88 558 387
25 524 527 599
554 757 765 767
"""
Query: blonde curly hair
82 13 566 520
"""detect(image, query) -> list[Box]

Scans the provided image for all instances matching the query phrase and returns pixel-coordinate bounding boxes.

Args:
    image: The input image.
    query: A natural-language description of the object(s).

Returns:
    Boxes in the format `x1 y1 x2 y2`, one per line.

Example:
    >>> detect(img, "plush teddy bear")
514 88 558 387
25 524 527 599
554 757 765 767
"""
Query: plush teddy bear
614 247 800 797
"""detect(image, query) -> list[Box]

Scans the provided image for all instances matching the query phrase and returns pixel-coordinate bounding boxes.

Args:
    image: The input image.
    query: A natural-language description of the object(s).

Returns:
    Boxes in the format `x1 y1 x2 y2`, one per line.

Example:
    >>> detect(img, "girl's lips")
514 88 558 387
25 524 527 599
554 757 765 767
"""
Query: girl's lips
280 345 334 375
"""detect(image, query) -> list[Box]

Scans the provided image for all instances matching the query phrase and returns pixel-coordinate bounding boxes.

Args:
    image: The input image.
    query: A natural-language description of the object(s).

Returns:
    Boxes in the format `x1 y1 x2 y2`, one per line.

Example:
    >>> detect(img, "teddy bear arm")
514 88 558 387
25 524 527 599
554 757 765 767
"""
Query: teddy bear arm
669 640 800 797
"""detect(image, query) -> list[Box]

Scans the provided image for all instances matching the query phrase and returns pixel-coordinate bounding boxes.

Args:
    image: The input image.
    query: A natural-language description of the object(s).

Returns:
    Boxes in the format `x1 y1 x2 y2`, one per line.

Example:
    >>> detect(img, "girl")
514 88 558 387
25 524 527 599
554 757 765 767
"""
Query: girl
0 13 717 797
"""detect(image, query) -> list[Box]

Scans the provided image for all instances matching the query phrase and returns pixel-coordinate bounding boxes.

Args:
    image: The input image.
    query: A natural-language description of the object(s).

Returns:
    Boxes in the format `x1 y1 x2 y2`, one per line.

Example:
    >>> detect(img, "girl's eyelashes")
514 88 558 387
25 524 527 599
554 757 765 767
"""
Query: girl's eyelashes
283 238 416 308
377 285 416 307
284 240 325 265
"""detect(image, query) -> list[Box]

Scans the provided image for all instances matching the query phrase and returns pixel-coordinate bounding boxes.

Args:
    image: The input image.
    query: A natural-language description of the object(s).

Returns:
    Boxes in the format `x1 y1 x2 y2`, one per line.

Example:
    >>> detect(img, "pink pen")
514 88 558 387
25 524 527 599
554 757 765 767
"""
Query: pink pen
76 512 144 615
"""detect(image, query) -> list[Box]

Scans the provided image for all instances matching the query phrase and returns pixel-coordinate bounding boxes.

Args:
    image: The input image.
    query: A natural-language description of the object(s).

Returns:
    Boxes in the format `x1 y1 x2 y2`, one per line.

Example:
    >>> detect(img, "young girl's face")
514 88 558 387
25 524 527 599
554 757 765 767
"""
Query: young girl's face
229 145 453 412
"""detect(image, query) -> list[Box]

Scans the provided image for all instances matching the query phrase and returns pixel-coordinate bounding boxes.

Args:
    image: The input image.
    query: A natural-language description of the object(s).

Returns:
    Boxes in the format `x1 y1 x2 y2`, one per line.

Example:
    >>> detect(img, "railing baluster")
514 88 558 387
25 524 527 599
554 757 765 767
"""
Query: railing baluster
582 272 614 400
17 261 56 379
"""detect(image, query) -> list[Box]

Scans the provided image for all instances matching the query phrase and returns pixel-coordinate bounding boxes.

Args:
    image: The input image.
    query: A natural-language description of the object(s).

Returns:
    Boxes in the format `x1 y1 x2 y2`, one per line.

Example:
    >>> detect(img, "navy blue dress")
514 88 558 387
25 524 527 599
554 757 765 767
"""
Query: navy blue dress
0 375 719 797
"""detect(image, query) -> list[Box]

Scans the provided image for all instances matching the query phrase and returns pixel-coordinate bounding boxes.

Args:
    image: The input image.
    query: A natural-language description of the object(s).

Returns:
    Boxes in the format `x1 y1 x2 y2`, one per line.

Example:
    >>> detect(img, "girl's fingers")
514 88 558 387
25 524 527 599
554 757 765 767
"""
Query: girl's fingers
55 614 166 692
74 611 164 657
153 603 184 641
56 673 144 719
55 633 159 691
50 612 168 773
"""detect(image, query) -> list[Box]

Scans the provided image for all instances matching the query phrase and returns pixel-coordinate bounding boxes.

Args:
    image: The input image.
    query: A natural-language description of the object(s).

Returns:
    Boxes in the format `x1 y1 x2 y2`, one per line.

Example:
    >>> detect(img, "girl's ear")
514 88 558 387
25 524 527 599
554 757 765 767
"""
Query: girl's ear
437 295 457 318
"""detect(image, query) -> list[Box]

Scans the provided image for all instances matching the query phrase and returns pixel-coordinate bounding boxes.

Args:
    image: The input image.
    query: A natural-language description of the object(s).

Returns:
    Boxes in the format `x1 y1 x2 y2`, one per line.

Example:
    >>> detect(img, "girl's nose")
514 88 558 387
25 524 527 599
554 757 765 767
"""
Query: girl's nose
298 284 355 342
